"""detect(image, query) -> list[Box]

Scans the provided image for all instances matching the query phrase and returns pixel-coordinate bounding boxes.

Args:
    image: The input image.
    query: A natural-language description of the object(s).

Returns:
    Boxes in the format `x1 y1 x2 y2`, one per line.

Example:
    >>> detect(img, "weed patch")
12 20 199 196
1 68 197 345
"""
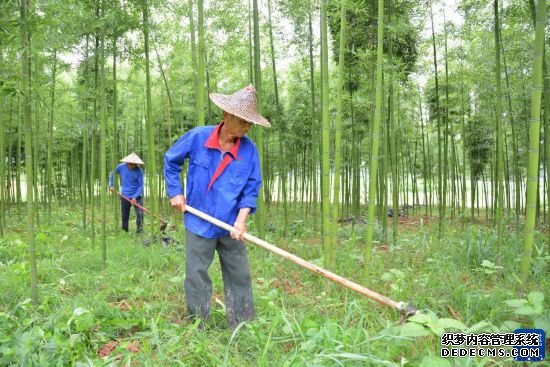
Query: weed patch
0 205 548 365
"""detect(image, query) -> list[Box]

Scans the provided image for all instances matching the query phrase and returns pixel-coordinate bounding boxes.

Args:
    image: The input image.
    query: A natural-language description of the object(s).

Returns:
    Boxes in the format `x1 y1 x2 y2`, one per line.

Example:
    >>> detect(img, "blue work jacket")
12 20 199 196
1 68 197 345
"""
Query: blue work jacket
109 163 144 199
164 124 262 238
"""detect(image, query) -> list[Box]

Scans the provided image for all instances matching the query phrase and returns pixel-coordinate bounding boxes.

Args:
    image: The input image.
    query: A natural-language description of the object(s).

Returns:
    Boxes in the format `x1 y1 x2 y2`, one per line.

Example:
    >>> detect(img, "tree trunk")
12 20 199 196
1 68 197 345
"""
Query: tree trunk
16 95 22 204
112 36 119 232
388 1 398 246
520 0 545 281
308 7 319 230
320 0 332 269
19 0 38 303
494 0 505 261
442 12 450 226
91 10 99 246
143 0 159 242
81 35 90 230
430 3 443 237
0 98 5 235
99 7 108 263
46 49 57 221
252 0 266 237
330 0 346 266
419 91 429 216
365 0 384 270
196 0 206 126
267 0 288 235
188 0 198 126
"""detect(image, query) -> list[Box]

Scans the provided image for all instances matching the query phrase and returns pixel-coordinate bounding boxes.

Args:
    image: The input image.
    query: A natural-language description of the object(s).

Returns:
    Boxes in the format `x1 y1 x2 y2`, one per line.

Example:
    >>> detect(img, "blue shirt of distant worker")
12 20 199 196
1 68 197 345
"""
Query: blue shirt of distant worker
163 85 270 328
109 154 145 233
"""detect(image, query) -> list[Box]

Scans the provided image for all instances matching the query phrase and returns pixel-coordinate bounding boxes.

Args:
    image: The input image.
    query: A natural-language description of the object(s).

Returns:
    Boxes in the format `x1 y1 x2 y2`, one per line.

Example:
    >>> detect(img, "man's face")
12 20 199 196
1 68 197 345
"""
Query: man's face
224 112 253 137
127 163 137 169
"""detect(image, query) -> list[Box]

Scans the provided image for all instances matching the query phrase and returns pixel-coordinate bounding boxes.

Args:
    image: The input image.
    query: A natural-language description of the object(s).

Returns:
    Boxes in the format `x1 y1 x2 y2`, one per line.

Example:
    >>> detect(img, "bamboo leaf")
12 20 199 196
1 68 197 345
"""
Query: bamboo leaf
73 307 90 316
408 313 432 324
400 322 431 337
466 321 494 333
427 324 445 336
420 356 451 367
514 306 539 316
500 321 522 332
169 276 183 283
527 292 544 308
438 318 467 331
504 299 528 308
534 317 550 333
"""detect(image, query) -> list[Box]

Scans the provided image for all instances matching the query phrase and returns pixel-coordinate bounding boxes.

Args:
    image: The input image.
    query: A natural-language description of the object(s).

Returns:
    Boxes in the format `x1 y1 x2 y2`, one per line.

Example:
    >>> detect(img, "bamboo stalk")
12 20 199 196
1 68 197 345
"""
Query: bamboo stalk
520 0 545 281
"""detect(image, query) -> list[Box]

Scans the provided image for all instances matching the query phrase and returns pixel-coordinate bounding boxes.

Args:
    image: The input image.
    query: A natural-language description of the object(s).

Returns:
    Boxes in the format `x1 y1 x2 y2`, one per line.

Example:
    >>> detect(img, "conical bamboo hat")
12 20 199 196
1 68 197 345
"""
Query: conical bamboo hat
120 153 144 165
209 85 271 127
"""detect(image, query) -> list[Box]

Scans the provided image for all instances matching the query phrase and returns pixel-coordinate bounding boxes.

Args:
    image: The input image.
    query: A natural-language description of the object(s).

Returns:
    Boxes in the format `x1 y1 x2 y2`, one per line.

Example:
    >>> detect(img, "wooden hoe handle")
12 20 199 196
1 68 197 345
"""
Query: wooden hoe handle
115 191 167 224
183 204 417 316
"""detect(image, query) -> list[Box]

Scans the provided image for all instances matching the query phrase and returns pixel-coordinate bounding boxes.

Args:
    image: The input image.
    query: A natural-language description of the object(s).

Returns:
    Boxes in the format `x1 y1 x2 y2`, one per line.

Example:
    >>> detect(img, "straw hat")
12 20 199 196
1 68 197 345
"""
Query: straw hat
209 85 271 127
120 153 145 165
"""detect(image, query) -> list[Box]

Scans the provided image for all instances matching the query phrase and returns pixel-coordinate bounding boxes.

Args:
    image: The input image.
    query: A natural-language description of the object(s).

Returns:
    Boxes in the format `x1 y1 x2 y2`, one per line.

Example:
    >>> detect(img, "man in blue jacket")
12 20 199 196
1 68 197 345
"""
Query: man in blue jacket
164 85 270 328
109 153 145 233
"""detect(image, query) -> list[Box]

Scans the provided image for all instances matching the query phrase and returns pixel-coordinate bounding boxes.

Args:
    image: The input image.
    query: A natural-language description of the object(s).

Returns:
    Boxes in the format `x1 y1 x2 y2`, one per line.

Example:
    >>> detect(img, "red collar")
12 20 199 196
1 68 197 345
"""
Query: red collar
204 122 240 158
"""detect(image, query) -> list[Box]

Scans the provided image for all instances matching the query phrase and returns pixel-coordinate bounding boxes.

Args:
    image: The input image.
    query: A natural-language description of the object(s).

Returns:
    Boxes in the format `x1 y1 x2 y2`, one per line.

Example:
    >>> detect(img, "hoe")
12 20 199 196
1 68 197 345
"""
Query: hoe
115 190 417 318
181 204 417 319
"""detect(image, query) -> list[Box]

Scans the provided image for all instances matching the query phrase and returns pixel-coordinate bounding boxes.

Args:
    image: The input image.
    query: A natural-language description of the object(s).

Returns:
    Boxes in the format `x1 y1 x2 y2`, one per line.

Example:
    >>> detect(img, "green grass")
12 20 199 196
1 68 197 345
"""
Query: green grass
0 204 548 366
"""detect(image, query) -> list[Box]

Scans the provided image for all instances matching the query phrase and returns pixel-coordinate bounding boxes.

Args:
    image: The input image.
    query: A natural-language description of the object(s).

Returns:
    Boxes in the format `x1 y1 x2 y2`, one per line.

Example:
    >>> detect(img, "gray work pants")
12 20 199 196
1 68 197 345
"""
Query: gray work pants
120 197 143 233
184 231 256 328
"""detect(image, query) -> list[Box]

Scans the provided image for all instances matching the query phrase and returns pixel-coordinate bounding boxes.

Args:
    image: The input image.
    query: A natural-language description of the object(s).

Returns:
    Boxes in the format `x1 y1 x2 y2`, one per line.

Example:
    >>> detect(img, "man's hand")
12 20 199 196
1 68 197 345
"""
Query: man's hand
131 198 137 206
231 220 247 241
109 187 114 193
170 194 186 212
231 207 251 241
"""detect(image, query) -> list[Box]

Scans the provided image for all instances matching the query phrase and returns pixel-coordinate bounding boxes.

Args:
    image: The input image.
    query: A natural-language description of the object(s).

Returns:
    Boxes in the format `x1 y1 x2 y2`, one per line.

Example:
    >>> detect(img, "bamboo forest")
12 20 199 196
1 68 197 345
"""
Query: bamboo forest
1 0 549 365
